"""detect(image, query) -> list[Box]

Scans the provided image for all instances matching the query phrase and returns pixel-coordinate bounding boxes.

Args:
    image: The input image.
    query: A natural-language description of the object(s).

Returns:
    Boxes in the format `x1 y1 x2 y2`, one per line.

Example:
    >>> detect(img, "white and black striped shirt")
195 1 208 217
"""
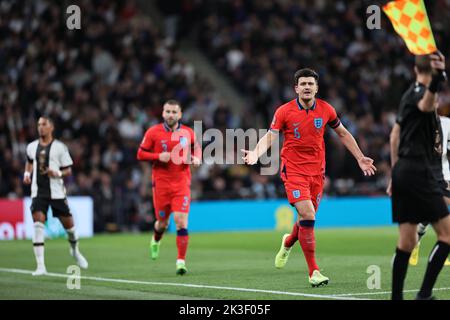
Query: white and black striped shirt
26 139 73 199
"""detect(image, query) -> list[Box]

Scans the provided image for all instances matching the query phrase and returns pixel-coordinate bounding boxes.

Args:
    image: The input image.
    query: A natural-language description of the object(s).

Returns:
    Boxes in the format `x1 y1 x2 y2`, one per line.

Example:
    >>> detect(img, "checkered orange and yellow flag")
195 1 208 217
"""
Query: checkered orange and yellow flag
383 0 437 55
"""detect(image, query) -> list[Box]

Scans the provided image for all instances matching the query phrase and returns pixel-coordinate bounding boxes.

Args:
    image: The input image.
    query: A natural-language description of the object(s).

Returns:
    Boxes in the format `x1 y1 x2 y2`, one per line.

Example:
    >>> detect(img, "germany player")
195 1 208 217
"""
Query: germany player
23 116 88 276
406 108 450 267
137 100 201 275
242 68 376 287
388 52 449 300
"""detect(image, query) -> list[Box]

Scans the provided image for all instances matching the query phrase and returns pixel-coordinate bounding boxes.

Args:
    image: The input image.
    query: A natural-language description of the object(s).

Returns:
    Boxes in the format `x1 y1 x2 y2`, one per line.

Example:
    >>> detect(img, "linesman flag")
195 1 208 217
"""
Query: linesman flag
383 0 437 55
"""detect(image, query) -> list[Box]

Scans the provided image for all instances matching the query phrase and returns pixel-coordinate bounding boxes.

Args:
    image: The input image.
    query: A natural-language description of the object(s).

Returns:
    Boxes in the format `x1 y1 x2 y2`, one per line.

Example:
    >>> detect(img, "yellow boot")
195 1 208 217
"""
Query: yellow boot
409 242 420 266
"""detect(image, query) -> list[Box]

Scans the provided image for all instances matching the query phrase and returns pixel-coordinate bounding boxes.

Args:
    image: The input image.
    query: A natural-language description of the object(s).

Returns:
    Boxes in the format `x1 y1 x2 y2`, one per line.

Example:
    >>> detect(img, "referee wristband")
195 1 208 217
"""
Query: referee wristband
429 71 447 94
24 172 31 179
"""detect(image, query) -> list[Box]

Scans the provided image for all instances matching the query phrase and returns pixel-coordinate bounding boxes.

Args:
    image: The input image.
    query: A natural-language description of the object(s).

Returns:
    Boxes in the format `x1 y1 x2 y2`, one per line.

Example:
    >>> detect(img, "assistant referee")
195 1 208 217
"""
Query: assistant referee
388 52 449 300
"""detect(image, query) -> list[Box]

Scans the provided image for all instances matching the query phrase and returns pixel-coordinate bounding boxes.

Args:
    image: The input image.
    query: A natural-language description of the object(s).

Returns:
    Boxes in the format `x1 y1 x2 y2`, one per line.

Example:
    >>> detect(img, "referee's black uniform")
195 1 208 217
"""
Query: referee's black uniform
392 82 449 224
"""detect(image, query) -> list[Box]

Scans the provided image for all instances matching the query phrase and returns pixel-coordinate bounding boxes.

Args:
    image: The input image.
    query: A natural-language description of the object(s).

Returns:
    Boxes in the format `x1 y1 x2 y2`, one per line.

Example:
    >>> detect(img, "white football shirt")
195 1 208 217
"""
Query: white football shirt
26 139 73 199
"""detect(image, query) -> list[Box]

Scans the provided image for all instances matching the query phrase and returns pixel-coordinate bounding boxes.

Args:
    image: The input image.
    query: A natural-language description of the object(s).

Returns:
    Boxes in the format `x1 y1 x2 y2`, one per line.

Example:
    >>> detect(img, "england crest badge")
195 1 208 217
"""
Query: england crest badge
314 118 323 129
179 136 188 147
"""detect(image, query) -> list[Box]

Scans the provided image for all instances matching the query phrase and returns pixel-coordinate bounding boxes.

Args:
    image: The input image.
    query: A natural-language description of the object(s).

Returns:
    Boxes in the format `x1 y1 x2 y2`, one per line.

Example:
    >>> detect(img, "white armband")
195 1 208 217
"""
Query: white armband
24 172 31 179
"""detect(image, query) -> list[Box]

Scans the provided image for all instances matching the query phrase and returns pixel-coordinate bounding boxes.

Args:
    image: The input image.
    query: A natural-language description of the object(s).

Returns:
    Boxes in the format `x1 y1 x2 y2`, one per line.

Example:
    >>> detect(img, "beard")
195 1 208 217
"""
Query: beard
166 119 177 127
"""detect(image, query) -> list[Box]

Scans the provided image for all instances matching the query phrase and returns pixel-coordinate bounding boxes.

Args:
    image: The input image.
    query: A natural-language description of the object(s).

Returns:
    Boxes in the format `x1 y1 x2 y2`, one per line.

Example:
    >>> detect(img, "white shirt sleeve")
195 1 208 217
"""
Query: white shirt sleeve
59 143 73 168
26 142 34 162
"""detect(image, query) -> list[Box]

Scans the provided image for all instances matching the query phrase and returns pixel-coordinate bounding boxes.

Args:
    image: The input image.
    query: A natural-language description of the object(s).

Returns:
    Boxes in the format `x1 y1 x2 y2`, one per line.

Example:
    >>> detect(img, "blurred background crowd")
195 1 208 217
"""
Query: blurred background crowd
1 0 450 232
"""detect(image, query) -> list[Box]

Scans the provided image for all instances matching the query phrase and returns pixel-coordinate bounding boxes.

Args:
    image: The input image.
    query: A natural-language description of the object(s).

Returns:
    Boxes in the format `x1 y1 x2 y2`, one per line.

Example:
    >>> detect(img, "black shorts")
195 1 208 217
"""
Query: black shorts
30 197 72 218
391 159 449 224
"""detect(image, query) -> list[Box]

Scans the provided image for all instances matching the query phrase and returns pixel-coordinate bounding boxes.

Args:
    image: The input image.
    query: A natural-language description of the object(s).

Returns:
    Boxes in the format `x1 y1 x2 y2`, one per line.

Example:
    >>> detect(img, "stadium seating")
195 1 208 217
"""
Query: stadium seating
1 0 450 232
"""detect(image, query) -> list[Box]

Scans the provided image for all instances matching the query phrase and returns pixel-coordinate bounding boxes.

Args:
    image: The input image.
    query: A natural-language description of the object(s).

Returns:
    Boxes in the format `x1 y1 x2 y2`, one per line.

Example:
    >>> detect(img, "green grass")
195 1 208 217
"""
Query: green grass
0 227 449 300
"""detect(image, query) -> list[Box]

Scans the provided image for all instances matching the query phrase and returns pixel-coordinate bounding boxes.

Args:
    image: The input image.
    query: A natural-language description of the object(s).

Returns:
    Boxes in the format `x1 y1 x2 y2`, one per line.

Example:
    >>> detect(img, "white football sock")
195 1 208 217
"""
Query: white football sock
66 227 79 252
32 222 45 269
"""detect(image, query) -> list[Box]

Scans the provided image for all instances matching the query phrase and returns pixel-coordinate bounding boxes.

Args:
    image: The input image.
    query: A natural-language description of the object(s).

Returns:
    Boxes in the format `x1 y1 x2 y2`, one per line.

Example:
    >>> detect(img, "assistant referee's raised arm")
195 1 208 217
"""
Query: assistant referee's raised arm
418 51 447 112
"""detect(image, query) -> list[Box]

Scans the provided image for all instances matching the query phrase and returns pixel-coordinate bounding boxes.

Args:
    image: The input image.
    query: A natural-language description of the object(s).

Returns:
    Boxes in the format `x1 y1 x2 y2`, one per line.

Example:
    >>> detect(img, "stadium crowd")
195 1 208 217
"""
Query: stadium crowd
195 0 450 191
1 0 450 232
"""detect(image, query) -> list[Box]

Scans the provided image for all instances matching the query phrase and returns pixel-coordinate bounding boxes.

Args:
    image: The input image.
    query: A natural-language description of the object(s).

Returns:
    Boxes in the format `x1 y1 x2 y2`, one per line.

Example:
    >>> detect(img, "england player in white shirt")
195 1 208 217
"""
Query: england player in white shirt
23 116 88 275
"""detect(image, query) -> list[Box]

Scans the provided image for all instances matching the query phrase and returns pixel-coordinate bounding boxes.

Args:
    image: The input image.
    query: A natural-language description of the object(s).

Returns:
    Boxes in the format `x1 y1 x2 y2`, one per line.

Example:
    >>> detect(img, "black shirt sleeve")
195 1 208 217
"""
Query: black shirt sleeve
396 83 425 125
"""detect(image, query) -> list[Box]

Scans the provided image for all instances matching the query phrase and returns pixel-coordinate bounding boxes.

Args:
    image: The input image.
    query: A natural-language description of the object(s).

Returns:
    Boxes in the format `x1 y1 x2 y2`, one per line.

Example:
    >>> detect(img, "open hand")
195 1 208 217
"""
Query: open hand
23 173 31 185
430 51 445 72
358 156 377 176
241 149 258 165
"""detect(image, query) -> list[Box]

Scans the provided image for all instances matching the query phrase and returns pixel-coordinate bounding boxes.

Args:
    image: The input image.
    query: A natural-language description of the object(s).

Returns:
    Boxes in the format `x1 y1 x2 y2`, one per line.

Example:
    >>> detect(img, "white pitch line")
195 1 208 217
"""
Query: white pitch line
331 287 450 297
0 268 365 300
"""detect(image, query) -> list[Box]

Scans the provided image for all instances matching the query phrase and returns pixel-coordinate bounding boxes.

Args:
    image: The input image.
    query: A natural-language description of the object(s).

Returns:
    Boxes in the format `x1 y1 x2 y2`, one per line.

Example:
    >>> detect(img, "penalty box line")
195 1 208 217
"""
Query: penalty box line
0 267 366 300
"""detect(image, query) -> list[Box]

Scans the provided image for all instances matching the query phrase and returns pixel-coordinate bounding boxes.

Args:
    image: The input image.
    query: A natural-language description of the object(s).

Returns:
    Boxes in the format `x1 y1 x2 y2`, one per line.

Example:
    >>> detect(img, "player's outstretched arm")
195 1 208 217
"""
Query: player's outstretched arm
333 123 377 176
241 130 277 165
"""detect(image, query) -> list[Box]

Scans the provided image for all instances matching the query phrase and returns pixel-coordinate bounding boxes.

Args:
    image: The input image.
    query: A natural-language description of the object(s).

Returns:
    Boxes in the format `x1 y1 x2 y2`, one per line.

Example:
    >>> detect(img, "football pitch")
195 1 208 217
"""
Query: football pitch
0 227 449 300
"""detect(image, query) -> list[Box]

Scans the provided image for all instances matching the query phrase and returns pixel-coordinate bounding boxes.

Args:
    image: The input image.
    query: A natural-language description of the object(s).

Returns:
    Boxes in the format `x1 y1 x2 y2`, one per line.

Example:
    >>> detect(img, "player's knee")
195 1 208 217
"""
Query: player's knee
176 223 186 230
59 217 74 229
32 212 45 223
299 211 315 221
174 213 188 228
398 243 415 252
434 219 450 245
156 219 168 230
175 219 187 230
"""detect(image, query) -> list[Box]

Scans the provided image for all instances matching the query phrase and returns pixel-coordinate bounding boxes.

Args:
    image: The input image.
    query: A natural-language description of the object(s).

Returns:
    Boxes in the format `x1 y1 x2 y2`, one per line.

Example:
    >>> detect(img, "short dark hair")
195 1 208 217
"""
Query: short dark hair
164 99 182 111
415 55 432 74
294 68 319 85
39 115 54 125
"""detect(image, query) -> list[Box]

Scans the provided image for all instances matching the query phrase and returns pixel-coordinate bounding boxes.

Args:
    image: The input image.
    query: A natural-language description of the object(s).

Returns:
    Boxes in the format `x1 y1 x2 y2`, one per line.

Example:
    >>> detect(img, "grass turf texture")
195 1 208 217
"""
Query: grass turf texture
0 227 448 300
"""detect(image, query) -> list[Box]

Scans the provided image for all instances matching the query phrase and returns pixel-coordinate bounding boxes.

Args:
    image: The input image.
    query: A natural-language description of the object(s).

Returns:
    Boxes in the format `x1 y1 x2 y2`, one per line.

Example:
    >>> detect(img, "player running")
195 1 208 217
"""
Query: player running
23 116 88 276
137 100 201 275
242 68 376 287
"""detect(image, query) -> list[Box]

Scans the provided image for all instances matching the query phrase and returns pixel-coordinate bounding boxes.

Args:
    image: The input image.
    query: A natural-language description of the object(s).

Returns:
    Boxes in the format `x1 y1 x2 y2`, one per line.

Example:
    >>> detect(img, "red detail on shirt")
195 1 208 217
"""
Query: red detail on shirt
270 98 340 176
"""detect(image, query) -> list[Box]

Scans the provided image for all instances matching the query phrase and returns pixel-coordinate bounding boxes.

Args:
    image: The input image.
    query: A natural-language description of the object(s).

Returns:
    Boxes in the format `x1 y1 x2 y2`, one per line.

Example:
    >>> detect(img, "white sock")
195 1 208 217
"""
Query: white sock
32 222 45 269
66 227 79 252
